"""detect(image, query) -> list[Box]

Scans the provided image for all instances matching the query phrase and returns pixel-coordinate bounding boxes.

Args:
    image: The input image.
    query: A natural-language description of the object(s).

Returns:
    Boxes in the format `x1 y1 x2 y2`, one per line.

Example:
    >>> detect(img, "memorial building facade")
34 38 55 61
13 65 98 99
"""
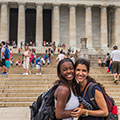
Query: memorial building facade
0 0 120 54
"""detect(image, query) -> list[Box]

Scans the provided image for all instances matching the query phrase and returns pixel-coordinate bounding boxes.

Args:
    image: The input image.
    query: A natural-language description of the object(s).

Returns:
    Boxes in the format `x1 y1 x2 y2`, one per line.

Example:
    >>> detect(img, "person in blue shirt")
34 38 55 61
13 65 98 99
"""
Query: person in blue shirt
71 58 108 120
35 56 42 75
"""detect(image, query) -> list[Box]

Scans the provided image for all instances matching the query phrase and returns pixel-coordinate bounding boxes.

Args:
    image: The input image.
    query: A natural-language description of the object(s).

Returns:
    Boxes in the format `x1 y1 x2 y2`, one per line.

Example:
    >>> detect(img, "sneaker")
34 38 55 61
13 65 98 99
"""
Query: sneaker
0 72 7 75
23 73 28 75
39 73 42 75
26 73 29 75
115 80 119 84
114 79 119 84
36 73 39 75
113 79 116 83
23 73 26 75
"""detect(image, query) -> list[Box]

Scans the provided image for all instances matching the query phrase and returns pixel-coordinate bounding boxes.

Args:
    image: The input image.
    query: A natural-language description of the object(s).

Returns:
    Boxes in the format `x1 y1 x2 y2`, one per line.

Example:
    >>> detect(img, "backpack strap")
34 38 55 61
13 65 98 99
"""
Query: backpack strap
88 83 98 109
82 82 92 99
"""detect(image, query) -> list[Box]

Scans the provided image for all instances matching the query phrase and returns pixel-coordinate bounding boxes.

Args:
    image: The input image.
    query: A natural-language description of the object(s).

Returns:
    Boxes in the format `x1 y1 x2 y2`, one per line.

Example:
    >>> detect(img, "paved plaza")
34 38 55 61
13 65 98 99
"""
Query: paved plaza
0 107 30 120
0 107 120 120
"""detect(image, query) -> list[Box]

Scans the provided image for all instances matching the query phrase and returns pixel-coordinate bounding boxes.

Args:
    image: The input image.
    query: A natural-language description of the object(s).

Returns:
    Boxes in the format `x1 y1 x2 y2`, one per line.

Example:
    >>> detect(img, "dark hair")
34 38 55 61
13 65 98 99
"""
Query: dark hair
6 45 8 48
75 58 105 92
57 58 74 81
1 41 5 45
56 58 77 94
75 58 90 72
113 45 118 50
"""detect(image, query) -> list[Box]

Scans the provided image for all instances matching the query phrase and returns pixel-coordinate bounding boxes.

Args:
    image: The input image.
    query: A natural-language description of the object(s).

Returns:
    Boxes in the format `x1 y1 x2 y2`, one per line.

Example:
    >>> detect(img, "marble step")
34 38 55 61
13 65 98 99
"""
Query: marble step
0 80 117 85
0 102 32 107
0 93 41 97
0 84 119 89
0 101 120 107
0 89 47 93
0 74 114 79
0 96 120 103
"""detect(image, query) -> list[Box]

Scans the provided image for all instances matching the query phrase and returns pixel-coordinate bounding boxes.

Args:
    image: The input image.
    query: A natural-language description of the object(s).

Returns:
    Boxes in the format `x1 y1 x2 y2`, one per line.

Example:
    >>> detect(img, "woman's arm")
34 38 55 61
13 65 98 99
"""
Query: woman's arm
54 85 72 119
85 89 108 117
71 89 108 117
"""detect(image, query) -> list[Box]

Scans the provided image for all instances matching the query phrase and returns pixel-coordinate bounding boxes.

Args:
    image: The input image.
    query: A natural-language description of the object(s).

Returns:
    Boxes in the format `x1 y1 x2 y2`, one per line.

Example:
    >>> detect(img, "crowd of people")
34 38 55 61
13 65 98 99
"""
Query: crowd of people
1 40 120 85
22 46 76 75
97 45 120 84
0 40 77 75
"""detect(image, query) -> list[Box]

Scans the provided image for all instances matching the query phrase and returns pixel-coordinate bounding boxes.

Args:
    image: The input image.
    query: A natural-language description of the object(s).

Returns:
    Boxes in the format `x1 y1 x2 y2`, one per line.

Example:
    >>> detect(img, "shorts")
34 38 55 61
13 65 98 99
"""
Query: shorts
5 60 10 68
36 65 41 70
0 60 2 67
2 59 5 66
112 61 120 74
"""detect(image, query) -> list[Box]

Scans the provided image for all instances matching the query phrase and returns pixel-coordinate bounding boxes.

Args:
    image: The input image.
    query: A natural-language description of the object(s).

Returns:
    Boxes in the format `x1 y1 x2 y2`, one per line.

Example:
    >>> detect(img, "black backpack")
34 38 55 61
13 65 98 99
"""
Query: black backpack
88 83 118 120
30 84 71 120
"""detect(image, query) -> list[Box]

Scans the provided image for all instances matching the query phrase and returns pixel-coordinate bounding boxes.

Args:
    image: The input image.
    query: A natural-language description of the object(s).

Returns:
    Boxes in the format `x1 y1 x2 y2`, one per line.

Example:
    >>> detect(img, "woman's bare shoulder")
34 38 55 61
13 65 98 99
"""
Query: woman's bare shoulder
55 85 70 97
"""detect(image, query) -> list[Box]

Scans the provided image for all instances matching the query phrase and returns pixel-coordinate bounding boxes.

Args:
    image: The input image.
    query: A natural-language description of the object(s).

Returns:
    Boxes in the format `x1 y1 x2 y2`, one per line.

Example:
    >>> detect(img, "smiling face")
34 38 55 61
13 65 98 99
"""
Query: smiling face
60 61 74 81
75 64 88 83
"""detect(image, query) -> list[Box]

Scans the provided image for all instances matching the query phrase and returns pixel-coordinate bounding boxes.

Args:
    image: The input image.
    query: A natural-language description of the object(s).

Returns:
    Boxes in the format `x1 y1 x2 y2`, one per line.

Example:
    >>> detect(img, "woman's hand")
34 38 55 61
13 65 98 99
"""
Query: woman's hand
71 107 85 117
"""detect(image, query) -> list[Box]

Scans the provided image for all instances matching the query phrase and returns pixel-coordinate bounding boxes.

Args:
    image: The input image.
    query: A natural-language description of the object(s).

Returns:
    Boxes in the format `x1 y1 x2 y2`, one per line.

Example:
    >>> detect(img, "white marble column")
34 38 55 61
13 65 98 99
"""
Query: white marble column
17 3 25 48
69 5 76 48
101 6 108 48
36 4 43 47
85 6 92 48
114 6 120 47
52 4 60 47
0 3 8 42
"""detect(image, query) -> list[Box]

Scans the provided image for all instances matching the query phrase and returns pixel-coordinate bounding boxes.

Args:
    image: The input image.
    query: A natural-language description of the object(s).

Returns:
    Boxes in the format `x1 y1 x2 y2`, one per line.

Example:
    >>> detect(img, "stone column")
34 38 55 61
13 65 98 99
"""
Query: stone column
69 5 76 48
85 6 92 48
101 6 108 48
0 3 8 42
36 4 43 47
52 4 60 47
114 6 120 47
17 3 25 48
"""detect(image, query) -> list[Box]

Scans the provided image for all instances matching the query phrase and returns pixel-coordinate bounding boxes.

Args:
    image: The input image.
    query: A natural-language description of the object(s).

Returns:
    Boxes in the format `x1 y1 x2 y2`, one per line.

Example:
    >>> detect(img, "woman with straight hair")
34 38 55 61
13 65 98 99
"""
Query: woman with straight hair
71 58 108 120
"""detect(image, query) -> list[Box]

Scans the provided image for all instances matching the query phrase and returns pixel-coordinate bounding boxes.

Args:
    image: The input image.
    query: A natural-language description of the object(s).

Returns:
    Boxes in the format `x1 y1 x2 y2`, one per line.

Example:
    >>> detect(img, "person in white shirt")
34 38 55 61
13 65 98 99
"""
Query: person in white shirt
70 56 75 64
56 50 66 64
111 45 120 84
23 45 31 75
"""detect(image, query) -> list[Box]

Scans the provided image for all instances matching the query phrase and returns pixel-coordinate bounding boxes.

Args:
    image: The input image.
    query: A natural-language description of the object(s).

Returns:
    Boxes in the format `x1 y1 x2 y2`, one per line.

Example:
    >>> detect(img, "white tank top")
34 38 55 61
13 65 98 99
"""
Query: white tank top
55 89 79 120
24 50 29 61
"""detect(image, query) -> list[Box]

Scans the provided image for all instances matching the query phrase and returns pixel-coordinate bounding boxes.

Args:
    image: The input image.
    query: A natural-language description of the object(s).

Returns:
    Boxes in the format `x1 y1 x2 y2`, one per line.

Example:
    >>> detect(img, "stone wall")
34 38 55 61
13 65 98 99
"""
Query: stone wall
76 7 85 48
0 0 120 4
60 6 69 47
92 7 101 48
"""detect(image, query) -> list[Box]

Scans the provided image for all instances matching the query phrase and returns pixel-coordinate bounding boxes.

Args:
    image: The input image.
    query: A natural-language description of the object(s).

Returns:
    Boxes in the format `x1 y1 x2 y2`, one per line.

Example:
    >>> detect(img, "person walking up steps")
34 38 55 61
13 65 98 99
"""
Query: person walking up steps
111 45 120 84
35 56 42 75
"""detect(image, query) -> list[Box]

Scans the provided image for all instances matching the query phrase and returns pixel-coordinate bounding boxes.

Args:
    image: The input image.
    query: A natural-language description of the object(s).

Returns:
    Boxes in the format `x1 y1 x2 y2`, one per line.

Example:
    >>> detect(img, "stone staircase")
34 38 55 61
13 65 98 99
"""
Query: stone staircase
0 53 120 118
0 68 120 107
